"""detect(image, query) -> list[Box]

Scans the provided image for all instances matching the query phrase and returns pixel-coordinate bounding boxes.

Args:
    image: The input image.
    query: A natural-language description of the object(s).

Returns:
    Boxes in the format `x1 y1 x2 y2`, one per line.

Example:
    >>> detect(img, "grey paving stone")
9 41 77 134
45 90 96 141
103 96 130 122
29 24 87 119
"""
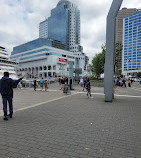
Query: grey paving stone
0 85 141 158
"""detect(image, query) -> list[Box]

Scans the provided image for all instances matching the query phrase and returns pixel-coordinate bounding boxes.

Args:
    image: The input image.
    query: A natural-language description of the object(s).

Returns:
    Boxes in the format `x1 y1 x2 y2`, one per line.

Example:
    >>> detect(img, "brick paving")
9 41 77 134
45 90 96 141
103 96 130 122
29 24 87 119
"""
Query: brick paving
0 83 141 158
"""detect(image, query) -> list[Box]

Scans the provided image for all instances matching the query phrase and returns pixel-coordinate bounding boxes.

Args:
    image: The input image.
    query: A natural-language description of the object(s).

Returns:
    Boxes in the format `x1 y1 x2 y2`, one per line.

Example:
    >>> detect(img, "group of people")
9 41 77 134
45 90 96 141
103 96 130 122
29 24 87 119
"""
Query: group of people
0 71 92 121
79 77 92 97
59 76 72 91
33 77 49 91
115 77 133 88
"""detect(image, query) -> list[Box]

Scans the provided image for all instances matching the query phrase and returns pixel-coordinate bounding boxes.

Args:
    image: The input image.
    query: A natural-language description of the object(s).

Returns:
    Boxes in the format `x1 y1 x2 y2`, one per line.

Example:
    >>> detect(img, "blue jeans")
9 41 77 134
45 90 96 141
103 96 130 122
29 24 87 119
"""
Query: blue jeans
2 97 13 117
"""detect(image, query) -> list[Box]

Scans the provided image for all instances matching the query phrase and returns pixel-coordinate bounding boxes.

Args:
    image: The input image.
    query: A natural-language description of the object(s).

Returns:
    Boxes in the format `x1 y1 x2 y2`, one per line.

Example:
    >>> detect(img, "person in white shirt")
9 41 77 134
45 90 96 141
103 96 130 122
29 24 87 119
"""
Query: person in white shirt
80 78 83 87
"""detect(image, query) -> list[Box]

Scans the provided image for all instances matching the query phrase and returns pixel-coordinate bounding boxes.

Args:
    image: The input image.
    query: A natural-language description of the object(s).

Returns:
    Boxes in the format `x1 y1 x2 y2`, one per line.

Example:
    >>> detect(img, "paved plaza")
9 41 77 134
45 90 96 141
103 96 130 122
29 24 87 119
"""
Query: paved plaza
0 82 141 158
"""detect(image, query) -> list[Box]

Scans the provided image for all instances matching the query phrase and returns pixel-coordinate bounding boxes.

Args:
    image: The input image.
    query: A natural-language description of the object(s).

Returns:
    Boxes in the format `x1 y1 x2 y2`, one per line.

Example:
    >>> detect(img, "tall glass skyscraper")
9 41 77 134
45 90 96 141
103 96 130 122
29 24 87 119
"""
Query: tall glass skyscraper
122 11 141 75
39 0 81 53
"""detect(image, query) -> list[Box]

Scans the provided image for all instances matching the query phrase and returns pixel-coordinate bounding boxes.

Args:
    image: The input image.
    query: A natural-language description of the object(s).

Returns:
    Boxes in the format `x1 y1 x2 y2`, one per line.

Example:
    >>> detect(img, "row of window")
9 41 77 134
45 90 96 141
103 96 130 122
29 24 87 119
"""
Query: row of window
124 47 141 51
12 50 84 61
125 23 141 27
124 51 141 54
124 31 141 34
124 54 141 57
11 48 48 59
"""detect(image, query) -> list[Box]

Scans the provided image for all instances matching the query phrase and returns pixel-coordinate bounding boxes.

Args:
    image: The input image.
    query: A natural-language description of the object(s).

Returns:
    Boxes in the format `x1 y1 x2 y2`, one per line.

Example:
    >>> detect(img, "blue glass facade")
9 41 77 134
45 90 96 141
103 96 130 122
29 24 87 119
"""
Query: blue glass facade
48 4 69 44
123 11 141 71
45 0 80 47
12 38 52 55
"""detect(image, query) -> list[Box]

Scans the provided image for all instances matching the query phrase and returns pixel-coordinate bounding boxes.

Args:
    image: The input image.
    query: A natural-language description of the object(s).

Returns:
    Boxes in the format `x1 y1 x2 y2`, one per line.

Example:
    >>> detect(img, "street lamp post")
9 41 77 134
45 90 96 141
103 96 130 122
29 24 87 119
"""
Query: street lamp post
104 0 123 102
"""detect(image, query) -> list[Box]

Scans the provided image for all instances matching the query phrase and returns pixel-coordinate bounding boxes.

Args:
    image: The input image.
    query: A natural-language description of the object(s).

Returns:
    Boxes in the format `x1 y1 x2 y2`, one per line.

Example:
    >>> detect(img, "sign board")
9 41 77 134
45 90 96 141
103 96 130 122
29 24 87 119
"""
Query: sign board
58 58 67 63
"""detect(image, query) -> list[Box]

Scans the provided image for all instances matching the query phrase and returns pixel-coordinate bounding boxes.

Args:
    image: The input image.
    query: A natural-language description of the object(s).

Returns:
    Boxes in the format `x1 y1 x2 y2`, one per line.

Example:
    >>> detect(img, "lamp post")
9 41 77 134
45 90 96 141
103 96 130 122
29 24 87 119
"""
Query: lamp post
104 0 123 102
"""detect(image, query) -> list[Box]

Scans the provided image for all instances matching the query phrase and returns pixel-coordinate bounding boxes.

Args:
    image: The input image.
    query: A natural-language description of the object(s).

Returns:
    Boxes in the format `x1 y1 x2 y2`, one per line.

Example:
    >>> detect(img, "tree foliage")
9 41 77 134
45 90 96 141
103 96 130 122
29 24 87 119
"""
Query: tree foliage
91 44 105 75
91 42 123 76
137 72 141 78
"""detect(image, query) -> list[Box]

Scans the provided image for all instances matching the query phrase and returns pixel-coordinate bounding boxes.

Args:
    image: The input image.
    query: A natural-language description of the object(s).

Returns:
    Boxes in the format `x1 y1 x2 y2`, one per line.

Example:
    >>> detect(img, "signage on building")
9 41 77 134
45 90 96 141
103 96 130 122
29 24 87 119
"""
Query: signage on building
58 58 67 63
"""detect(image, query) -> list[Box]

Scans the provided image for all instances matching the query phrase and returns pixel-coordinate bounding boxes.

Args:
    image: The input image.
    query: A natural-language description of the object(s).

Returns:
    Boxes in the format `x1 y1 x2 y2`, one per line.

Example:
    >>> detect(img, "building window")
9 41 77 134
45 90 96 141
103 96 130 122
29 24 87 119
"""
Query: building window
48 66 51 70
44 66 47 70
53 66 56 70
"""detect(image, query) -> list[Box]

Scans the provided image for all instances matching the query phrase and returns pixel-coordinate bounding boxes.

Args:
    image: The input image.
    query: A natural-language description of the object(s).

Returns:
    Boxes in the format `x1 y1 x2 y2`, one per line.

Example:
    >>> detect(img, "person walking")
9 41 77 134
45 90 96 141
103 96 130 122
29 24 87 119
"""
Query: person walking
122 78 126 88
44 80 48 91
80 77 83 87
33 78 37 91
69 77 72 90
128 80 131 87
60 77 65 90
86 78 91 98
0 72 23 120
83 78 87 91
65 77 68 85
40 77 44 91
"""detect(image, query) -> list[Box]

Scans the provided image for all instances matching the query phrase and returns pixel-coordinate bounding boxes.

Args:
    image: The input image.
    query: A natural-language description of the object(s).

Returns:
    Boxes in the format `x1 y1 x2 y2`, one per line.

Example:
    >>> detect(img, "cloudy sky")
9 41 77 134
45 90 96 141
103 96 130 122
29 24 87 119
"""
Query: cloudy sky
0 0 141 62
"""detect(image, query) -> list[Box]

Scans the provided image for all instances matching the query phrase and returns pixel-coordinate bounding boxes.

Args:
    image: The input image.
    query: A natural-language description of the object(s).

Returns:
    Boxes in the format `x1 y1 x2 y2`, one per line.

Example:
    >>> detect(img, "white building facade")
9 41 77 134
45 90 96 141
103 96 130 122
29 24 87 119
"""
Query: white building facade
10 38 86 79
11 0 89 79
0 46 17 79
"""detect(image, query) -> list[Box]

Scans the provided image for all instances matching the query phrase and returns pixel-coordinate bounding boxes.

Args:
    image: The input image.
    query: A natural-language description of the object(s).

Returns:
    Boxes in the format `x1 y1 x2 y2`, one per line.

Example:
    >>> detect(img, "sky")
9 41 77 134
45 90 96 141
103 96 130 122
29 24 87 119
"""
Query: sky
0 0 141 63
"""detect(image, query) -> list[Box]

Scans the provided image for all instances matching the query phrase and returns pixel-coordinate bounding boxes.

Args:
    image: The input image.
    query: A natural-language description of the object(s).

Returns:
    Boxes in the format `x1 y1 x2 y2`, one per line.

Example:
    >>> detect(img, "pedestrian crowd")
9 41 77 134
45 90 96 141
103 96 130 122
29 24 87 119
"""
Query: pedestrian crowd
115 77 133 88
78 77 92 98
0 71 92 121
33 77 50 91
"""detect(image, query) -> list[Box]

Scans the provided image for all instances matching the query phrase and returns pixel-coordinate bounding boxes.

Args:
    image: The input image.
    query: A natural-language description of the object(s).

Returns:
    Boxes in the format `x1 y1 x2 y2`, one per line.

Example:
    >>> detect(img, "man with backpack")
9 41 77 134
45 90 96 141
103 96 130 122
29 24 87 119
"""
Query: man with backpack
0 72 23 120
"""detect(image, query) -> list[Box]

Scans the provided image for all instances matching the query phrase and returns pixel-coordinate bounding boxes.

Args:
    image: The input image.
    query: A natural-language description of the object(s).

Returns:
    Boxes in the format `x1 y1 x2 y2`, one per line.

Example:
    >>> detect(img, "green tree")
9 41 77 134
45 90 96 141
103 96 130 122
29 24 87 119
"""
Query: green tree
137 72 141 78
91 44 105 75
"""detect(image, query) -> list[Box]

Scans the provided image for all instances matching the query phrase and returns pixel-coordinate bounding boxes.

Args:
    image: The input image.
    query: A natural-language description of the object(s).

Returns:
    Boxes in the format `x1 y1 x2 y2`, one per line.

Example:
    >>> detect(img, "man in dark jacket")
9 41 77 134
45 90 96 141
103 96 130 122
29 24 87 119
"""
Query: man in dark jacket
86 78 91 97
0 72 23 120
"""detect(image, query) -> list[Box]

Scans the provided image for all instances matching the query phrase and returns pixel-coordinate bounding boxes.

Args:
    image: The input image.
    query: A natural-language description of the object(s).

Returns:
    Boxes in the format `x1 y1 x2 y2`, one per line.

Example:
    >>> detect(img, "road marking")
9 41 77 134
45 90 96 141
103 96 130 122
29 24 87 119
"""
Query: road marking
1 90 141 117
115 94 141 98
36 89 60 92
0 92 77 117
78 92 104 96
131 87 141 91
16 92 77 112
77 92 141 98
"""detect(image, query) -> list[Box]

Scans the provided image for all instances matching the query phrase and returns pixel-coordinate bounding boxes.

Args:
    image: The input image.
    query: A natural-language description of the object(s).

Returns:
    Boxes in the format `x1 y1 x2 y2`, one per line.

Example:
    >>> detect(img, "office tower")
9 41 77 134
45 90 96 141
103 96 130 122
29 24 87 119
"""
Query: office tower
122 11 141 76
39 0 81 53
39 19 48 39
115 8 140 70
11 0 89 79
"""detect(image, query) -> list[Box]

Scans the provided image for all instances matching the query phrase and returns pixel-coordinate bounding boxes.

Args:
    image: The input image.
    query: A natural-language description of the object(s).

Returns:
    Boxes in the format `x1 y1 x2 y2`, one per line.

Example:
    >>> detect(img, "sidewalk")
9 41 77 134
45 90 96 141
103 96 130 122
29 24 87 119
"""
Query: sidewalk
0 84 141 158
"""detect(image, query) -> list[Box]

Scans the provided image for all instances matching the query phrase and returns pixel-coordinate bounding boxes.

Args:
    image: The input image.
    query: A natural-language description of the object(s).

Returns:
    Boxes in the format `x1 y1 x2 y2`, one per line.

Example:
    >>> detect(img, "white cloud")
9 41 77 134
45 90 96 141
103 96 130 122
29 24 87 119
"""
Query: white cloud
0 0 141 62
